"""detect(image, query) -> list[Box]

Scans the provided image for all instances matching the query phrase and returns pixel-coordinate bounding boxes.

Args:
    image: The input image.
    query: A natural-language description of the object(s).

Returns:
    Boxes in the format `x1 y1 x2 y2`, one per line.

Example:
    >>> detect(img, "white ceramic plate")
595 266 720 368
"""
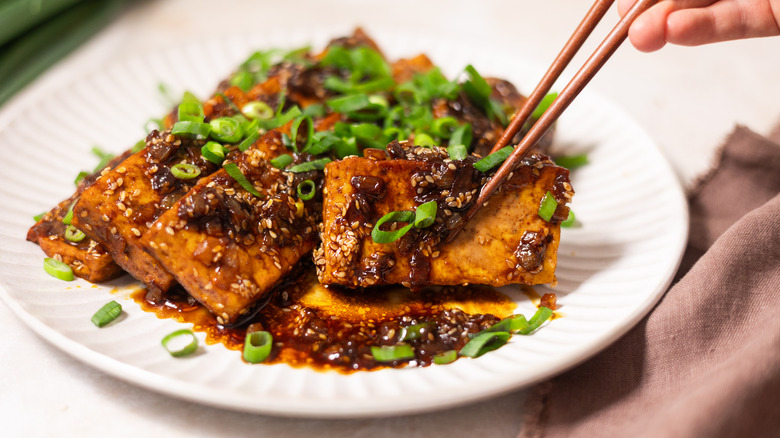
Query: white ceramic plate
0 30 687 418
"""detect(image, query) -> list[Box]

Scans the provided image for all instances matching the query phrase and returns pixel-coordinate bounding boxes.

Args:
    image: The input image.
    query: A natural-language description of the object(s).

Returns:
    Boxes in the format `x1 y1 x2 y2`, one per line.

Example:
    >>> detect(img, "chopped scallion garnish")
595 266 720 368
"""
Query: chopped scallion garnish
64 225 86 243
287 157 331 173
431 116 459 139
270 154 293 169
170 163 201 180
201 141 227 165
433 350 458 365
171 121 211 140
243 331 273 364
296 179 316 201
290 115 313 153
413 201 437 228
532 92 558 119
371 344 415 362
209 117 244 143
554 153 589 170
43 258 74 281
447 144 467 161
473 146 513 172
459 331 511 358
242 101 274 120
91 300 122 328
161 329 199 357
399 322 433 341
371 210 415 244
561 210 576 228
223 162 262 197
538 191 558 222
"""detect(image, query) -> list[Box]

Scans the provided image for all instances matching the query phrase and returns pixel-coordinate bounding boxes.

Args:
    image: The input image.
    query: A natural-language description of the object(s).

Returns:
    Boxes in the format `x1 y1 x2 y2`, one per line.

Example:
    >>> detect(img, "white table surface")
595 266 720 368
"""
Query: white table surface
2 1 778 437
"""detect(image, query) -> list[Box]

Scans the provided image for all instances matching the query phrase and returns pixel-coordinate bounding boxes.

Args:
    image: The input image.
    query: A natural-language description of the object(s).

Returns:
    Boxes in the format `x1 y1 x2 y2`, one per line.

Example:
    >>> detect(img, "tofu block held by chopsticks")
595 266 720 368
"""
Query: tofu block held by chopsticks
314 142 573 289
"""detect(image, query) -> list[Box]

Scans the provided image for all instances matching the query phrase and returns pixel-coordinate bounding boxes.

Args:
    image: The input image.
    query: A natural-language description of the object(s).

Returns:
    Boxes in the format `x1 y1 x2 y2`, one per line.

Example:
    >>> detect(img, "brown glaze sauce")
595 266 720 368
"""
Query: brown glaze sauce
132 265 531 373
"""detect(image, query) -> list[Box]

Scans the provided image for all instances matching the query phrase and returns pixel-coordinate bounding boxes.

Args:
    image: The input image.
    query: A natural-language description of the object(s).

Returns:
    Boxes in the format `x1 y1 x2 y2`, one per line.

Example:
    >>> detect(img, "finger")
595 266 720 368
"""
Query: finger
667 0 780 45
627 1 678 51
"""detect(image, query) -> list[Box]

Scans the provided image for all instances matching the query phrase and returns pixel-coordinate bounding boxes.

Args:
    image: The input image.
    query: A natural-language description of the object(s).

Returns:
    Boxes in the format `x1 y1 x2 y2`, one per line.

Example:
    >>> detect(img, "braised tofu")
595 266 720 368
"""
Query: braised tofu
142 131 320 323
72 131 220 294
26 151 133 282
314 143 573 289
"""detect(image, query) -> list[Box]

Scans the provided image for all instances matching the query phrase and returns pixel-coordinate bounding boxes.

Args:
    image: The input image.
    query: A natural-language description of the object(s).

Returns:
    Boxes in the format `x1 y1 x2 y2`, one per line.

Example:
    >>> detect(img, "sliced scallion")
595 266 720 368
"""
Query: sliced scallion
459 331 511 358
33 212 46 222
473 146 513 173
449 124 472 149
238 120 261 152
532 92 558 119
431 116 459 138
171 121 211 140
170 163 201 180
43 258 74 281
161 329 199 357
64 225 86 243
209 117 244 143
433 349 458 365
289 115 313 152
399 322 433 341
447 144 467 161
415 132 436 147
371 344 415 362
223 162 262 197
296 179 316 201
201 141 227 165
554 153 588 170
518 306 554 334
371 210 415 244
287 157 331 173
414 201 437 228
270 154 293 169
538 191 558 222
243 331 273 364
91 300 122 328
177 101 204 123
242 101 274 120
561 210 576 228
326 93 370 113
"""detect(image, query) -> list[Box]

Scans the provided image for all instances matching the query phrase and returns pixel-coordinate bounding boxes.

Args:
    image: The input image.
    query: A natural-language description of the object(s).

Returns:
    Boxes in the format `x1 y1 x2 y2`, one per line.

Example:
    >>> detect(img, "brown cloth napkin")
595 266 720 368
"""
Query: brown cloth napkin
520 125 780 438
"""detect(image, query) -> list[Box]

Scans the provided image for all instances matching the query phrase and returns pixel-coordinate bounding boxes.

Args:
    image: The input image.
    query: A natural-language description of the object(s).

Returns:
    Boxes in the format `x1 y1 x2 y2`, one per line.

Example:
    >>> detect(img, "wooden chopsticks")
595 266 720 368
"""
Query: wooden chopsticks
447 0 658 242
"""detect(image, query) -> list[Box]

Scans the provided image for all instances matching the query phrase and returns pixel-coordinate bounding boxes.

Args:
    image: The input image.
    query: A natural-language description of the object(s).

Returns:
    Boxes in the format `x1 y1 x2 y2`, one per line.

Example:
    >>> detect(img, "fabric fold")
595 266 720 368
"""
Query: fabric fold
520 124 780 438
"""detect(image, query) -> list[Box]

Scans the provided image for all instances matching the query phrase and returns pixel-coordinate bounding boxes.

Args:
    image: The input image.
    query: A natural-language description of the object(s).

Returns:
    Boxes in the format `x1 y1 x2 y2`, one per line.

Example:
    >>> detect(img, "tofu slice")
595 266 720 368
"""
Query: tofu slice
26 151 133 282
314 143 573 289
72 131 221 294
142 130 320 324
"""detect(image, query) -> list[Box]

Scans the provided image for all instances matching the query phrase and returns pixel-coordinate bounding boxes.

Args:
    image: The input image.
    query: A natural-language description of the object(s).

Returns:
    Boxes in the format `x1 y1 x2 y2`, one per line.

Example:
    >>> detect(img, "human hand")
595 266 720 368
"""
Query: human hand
618 0 780 51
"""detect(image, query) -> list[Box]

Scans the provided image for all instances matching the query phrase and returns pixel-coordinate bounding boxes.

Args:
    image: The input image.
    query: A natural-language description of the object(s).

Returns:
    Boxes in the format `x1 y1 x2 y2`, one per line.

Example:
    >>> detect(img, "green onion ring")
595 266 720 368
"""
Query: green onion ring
290 115 313 153
287 157 331 173
43 258 74 281
201 141 227 165
459 331 511 358
223 162 262 197
171 121 211 140
270 154 293 169
447 144 467 161
238 120 261 152
473 146 513 173
554 153 588 170
61 200 76 225
296 179 316 201
414 132 436 147
243 331 273 364
414 201 437 228
561 210 576 228
64 225 86 243
242 101 274 120
517 306 554 335
170 163 201 180
177 101 204 123
532 92 558 119
326 93 370 113
33 212 46 222
431 117 459 138
433 349 458 365
161 329 199 357
449 124 472 149
371 210 415 244
538 191 558 222
91 300 122 328
209 117 244 143
371 344 415 362
399 322 433 341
